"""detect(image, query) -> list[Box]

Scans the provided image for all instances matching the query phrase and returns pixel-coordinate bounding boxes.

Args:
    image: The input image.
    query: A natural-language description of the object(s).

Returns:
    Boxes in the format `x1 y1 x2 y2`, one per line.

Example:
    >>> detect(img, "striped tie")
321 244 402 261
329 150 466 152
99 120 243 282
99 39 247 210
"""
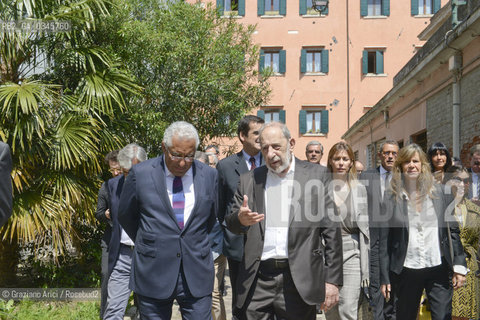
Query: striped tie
172 176 185 229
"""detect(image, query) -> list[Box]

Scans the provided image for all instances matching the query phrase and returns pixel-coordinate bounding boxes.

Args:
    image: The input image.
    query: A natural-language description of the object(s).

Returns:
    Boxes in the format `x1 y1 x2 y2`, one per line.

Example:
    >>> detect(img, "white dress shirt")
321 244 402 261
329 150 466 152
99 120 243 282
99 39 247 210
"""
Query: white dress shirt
242 150 261 171
472 172 480 199
403 192 468 275
261 157 295 260
404 193 442 269
164 158 195 226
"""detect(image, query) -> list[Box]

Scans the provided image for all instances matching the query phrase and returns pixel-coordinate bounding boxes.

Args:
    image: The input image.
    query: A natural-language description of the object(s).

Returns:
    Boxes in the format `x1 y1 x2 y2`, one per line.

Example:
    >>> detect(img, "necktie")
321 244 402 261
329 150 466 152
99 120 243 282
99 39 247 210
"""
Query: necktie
383 171 390 199
172 176 185 229
249 157 256 170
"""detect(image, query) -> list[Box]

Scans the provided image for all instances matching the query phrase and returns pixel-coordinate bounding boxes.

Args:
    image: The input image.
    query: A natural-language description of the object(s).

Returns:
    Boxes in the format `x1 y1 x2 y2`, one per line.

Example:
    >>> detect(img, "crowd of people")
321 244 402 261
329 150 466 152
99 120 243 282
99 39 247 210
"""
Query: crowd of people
59 117 480 319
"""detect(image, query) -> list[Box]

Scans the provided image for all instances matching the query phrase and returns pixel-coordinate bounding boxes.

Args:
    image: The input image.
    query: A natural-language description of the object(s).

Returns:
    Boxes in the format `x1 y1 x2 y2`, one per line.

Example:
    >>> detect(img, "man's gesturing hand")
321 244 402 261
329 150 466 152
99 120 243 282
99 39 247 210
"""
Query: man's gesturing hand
320 283 339 312
238 195 264 226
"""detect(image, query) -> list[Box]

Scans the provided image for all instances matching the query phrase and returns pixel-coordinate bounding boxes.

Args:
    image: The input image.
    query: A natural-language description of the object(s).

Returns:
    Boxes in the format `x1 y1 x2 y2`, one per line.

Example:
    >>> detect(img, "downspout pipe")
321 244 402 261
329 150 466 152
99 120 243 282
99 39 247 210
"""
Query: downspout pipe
449 53 462 158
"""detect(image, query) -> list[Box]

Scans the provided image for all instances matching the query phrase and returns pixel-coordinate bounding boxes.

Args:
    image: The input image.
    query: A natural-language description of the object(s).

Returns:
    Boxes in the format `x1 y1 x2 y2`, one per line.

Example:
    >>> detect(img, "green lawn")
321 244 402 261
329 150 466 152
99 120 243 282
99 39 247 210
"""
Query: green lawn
0 300 99 320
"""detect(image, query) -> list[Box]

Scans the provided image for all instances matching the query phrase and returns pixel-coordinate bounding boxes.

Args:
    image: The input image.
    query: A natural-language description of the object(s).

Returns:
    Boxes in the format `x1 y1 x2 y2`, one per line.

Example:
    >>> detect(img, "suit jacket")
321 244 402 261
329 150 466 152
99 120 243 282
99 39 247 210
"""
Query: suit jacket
217 151 261 261
467 168 477 200
106 175 125 275
118 156 218 299
95 182 113 248
329 180 370 283
0 142 13 228
225 159 343 309
379 184 467 285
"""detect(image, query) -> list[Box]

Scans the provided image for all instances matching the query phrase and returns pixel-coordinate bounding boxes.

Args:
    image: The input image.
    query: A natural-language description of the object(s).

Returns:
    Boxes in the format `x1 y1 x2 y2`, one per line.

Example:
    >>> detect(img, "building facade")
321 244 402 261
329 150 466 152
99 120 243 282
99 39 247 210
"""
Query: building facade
210 0 447 163
343 0 480 168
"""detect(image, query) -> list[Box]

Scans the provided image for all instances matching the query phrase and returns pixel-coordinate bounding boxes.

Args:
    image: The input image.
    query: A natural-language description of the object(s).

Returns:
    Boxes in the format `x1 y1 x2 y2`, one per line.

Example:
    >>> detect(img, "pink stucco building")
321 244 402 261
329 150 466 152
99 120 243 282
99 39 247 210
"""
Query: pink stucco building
208 0 448 163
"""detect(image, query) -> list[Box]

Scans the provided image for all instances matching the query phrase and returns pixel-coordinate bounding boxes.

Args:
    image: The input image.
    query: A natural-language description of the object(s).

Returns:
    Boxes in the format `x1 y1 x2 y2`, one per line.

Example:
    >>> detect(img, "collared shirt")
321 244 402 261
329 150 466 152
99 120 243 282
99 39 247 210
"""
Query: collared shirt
262 157 295 260
379 165 392 198
164 157 195 226
120 229 135 246
403 192 468 275
472 172 480 199
404 193 442 269
242 150 261 171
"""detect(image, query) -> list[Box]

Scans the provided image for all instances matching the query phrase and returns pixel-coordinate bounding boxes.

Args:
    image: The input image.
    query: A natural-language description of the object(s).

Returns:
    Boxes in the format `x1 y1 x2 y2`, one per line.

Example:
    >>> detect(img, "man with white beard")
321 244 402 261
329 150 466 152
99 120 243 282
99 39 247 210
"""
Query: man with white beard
225 122 343 320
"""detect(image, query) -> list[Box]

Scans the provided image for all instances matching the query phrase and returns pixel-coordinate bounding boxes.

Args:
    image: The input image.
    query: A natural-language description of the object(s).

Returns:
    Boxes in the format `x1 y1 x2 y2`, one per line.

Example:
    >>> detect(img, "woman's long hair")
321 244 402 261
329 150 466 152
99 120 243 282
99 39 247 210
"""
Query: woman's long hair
390 143 435 200
427 142 452 173
327 141 358 185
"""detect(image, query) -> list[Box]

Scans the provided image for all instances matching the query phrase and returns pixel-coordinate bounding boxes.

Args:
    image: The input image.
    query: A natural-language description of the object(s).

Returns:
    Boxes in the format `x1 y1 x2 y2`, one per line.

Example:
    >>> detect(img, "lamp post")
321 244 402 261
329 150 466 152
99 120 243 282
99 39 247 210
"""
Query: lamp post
312 0 329 13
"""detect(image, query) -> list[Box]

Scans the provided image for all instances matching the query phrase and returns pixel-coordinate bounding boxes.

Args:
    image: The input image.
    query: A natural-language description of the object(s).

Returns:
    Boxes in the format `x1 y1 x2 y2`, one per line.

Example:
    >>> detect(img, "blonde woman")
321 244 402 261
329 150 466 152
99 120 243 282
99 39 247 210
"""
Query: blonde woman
380 144 467 320
325 142 370 320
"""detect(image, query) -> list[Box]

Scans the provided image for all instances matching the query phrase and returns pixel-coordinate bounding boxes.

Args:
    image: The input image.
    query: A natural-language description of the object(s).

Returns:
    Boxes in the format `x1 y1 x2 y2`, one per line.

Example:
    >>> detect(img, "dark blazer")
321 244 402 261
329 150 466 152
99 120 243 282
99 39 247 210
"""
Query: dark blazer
216 151 250 261
467 168 476 200
0 142 13 228
379 184 467 285
95 182 113 247
225 159 343 309
106 175 125 276
118 156 218 299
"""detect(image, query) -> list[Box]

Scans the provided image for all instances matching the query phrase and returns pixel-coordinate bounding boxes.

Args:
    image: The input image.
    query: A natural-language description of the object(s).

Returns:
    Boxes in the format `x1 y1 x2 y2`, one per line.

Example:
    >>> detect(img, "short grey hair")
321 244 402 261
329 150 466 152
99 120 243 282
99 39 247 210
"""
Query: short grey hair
259 122 291 142
162 121 200 149
306 140 324 153
118 143 147 170
206 152 219 166
379 140 399 153
194 151 209 164
470 144 480 156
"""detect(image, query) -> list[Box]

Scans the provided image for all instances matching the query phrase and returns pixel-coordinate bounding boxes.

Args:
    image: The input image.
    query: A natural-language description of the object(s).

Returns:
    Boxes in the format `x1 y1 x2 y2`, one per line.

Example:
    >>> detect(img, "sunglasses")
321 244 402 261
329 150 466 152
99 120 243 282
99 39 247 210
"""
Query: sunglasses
451 177 469 183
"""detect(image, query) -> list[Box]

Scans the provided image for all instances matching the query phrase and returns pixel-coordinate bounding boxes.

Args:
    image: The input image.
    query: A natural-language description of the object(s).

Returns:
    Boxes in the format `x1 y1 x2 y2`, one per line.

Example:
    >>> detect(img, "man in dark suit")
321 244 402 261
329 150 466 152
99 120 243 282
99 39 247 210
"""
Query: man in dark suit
95 150 121 319
467 144 480 202
216 115 264 314
0 142 13 228
118 121 218 320
225 122 342 320
104 144 147 320
360 140 398 320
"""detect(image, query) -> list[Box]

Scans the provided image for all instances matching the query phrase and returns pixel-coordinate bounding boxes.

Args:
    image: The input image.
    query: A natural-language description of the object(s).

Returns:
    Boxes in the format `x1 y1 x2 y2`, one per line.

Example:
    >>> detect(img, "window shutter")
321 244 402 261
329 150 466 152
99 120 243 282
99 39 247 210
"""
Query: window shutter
299 110 307 134
257 110 265 119
300 49 307 73
382 0 390 16
299 0 307 15
433 0 441 13
279 50 286 74
323 6 328 15
280 0 287 15
259 49 265 72
411 0 418 15
360 0 368 16
376 50 384 74
320 110 329 134
238 0 246 16
362 50 368 74
216 0 224 15
279 110 286 124
258 0 265 15
321 49 329 73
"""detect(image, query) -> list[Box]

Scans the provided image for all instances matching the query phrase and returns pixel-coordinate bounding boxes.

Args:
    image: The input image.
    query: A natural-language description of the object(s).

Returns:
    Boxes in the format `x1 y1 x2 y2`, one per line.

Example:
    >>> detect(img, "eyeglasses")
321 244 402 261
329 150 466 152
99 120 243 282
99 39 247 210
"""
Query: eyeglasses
382 151 398 157
165 146 195 162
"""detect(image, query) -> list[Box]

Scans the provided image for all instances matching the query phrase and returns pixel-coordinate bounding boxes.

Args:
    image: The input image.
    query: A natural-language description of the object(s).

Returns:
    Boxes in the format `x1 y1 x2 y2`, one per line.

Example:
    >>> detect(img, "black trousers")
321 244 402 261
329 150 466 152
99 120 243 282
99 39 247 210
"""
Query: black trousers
391 264 452 320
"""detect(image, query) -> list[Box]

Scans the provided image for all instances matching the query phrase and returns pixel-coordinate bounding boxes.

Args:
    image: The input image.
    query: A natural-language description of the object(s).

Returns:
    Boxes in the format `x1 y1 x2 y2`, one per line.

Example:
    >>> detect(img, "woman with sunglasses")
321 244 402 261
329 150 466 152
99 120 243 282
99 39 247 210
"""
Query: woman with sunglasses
427 142 453 183
325 142 370 320
379 144 467 320
445 166 480 320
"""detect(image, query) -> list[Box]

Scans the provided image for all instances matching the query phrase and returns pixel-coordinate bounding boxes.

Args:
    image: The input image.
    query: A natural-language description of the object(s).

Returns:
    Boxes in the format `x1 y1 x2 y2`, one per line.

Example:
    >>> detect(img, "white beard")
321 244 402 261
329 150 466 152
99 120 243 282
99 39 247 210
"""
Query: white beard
267 150 292 174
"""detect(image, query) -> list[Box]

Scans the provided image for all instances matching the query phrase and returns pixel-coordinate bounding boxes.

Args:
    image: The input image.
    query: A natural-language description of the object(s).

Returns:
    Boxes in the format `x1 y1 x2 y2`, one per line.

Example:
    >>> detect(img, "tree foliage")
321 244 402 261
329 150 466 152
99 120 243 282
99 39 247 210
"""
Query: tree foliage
100 0 270 155
0 0 140 255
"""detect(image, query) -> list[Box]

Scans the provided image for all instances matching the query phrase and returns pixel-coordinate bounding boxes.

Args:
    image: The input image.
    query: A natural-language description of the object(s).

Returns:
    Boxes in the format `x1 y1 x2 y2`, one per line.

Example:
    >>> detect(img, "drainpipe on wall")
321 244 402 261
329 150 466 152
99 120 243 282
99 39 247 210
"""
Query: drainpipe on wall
449 53 462 158
346 0 350 128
